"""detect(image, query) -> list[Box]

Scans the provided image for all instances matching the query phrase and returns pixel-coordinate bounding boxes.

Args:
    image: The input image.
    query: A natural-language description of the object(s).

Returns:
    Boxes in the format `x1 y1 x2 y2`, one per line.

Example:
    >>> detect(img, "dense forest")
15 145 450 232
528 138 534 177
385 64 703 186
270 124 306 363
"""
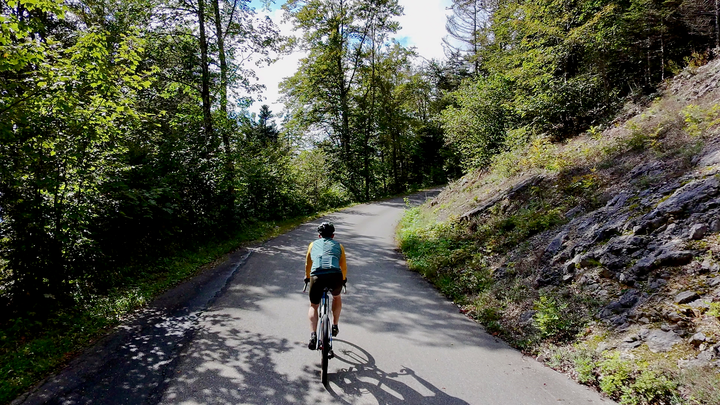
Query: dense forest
1 0 718 326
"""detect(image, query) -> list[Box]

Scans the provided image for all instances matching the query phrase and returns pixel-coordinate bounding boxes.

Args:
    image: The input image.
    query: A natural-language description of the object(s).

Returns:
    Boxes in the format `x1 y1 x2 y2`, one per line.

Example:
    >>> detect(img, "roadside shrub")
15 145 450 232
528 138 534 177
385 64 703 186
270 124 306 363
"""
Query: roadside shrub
572 348 598 384
682 104 720 138
684 51 710 73
708 302 720 318
397 208 461 278
622 368 677 405
480 204 566 253
473 291 503 334
441 74 516 171
624 123 656 152
534 295 571 339
599 352 633 397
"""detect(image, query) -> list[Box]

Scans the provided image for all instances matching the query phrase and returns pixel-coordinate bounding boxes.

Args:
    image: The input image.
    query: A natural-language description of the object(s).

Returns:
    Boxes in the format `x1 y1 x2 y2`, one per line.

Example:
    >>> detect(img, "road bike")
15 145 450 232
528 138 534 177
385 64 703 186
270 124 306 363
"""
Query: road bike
304 281 345 385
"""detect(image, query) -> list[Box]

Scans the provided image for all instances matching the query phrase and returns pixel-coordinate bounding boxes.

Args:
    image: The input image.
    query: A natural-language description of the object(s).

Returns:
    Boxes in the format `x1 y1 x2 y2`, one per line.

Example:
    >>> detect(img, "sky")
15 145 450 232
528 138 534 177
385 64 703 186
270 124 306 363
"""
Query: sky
248 0 454 116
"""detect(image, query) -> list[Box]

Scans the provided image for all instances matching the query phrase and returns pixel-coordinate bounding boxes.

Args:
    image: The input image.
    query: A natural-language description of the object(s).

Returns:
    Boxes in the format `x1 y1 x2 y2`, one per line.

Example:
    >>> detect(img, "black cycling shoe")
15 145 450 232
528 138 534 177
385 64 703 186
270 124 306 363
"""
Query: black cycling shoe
332 325 339 337
308 333 317 350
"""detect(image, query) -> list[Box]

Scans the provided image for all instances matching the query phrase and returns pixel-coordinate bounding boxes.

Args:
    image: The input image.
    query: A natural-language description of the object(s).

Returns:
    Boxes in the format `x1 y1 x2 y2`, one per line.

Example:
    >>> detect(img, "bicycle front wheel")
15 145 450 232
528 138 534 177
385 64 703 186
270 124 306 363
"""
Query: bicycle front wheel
320 314 330 385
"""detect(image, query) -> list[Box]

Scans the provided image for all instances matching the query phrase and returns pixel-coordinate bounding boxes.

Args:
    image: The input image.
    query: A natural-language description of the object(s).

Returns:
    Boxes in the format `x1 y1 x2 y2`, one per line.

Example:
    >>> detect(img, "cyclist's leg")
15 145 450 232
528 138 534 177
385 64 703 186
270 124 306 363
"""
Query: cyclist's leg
309 303 319 331
308 275 323 331
330 273 343 327
331 294 341 326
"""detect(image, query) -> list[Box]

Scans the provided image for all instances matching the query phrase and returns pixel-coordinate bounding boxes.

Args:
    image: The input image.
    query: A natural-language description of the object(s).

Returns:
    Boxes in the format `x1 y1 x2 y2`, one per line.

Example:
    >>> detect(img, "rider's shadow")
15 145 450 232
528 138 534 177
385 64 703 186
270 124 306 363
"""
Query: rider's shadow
323 340 470 405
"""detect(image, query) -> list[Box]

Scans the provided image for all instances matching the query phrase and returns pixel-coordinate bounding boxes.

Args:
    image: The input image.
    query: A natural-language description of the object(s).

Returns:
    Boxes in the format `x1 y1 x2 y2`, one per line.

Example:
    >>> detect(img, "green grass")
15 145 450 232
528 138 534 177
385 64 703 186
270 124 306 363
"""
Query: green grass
0 213 328 404
679 366 720 404
397 186 587 344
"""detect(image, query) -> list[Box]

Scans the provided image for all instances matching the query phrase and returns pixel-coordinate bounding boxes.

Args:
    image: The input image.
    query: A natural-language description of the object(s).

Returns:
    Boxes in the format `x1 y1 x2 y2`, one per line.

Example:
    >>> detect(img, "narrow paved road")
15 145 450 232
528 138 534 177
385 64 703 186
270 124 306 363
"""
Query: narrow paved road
14 191 615 404
157 193 614 405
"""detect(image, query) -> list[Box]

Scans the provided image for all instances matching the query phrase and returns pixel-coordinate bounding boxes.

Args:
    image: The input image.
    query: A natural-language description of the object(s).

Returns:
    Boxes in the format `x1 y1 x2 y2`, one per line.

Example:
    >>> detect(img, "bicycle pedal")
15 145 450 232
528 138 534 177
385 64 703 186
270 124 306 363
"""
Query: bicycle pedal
328 350 335 359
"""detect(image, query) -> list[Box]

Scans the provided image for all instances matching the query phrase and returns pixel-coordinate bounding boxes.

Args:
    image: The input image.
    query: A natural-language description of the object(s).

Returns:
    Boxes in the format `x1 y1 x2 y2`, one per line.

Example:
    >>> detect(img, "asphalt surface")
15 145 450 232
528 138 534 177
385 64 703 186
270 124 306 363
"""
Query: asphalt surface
14 191 616 404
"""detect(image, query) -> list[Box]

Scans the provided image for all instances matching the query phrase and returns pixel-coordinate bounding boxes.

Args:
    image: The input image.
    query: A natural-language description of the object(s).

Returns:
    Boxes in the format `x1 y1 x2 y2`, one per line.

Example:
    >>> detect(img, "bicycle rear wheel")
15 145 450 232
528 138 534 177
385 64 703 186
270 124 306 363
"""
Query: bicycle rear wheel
320 314 330 385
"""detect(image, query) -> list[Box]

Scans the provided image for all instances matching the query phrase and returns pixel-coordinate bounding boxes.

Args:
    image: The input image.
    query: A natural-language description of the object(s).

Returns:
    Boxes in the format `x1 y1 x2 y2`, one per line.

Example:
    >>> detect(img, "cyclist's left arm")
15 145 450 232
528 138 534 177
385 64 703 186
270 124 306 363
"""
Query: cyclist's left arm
339 245 347 280
305 242 313 279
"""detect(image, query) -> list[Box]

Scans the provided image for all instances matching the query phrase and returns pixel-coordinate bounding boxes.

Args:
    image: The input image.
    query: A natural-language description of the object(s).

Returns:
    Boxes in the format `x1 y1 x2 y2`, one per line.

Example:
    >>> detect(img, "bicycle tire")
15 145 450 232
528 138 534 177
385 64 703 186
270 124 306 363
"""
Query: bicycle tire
320 313 330 385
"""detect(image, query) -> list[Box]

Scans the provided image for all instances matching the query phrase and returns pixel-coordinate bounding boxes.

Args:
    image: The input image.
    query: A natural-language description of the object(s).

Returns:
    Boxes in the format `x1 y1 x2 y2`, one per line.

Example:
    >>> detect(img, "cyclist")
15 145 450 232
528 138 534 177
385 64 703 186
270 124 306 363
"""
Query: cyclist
305 222 347 350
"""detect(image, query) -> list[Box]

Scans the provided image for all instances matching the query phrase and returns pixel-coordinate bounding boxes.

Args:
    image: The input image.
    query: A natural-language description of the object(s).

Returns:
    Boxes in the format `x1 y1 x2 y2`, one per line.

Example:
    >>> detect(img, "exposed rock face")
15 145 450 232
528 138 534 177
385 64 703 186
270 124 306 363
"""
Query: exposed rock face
690 224 709 240
516 133 720 357
689 332 707 347
675 291 700 305
645 330 683 353
537 163 719 290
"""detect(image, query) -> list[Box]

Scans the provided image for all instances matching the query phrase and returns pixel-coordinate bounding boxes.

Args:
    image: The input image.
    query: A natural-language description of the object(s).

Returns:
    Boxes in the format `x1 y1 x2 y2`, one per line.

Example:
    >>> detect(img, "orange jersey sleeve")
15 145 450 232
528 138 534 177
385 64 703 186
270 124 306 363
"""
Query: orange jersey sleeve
305 242 313 278
339 244 347 279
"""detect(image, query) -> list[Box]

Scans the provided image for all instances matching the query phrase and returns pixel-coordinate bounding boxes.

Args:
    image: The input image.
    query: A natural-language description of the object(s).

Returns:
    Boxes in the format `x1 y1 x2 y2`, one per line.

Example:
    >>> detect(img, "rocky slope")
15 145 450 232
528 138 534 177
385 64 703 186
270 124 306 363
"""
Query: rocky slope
404 58 720 403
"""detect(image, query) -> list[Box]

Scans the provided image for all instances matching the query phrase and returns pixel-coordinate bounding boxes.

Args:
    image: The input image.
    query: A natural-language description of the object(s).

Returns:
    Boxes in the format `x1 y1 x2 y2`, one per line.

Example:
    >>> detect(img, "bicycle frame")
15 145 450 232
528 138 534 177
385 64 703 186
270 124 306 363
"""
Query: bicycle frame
304 282 338 385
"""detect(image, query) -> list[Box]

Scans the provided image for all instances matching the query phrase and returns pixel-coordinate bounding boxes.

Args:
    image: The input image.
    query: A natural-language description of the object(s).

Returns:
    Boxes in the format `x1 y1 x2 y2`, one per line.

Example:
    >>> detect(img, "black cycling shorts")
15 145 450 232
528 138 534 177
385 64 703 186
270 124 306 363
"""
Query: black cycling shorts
308 273 344 305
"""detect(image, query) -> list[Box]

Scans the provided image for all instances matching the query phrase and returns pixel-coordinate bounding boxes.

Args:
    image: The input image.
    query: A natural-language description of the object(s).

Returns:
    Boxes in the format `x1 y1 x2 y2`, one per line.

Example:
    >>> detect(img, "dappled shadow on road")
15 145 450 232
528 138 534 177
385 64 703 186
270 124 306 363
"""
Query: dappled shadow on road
161 311 319 404
159 312 467 404
17 308 203 405
326 340 470 405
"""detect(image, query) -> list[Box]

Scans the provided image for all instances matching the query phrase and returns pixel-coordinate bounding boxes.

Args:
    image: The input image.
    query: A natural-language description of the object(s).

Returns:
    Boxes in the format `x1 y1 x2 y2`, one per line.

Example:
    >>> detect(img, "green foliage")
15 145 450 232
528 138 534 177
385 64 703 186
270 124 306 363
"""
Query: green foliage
538 343 679 404
0 310 113 404
572 348 598 384
438 0 718 172
684 51 710 73
624 123 655 151
564 173 601 198
707 302 720 318
441 74 515 170
682 104 720 138
599 352 634 397
0 1 355 399
291 148 351 211
534 295 571 338
473 291 503 334
397 209 461 278
480 204 566 253
281 1 454 201
623 368 677 405
595 354 677 404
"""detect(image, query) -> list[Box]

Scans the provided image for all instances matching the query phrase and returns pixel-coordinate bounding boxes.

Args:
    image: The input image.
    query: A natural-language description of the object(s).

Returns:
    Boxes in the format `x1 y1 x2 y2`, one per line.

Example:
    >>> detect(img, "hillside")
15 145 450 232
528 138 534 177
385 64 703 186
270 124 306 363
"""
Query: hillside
398 58 720 404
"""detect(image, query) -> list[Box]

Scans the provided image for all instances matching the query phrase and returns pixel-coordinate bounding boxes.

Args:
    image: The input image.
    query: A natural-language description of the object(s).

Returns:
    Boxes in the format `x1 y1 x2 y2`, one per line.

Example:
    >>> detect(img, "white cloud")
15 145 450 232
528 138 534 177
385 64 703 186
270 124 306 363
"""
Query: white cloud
249 0 453 116
250 6 303 117
395 0 453 62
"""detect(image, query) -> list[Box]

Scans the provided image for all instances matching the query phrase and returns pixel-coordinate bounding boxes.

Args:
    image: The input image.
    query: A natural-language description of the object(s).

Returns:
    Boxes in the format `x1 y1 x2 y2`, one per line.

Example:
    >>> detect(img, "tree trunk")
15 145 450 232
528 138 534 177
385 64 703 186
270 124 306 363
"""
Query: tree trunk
646 38 651 85
197 0 213 144
473 0 479 74
716 0 719 49
212 0 234 202
365 20 377 202
213 0 228 115
660 19 665 81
